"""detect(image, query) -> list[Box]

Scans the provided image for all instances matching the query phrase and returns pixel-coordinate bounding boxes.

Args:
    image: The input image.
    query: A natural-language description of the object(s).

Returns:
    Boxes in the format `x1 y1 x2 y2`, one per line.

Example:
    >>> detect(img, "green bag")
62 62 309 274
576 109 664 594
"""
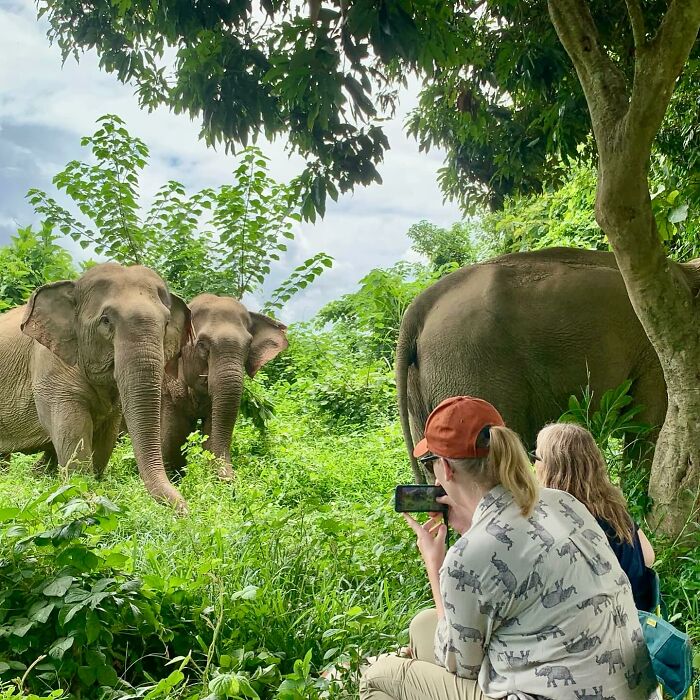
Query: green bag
638 610 693 700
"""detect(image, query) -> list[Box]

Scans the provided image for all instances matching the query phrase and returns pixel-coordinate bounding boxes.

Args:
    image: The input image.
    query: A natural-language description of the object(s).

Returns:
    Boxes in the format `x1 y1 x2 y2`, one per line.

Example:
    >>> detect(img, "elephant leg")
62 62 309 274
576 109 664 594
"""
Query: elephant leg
32 445 59 475
622 368 665 501
40 403 94 473
162 415 195 480
93 412 123 479
161 388 196 479
202 415 234 481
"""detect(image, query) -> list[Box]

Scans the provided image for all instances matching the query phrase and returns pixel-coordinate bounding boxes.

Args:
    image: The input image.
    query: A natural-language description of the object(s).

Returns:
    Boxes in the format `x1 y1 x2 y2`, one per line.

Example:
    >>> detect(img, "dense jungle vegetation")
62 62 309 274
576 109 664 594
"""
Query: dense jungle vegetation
0 117 698 699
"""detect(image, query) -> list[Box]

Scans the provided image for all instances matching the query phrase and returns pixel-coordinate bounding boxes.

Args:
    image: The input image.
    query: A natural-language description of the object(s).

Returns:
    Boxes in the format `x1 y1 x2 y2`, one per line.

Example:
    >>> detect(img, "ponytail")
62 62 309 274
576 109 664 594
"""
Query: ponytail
448 426 539 517
488 426 539 517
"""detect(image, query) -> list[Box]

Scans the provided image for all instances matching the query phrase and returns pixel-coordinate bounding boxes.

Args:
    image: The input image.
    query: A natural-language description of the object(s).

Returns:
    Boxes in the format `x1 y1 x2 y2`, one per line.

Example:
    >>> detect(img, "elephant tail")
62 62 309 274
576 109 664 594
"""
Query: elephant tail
396 305 425 483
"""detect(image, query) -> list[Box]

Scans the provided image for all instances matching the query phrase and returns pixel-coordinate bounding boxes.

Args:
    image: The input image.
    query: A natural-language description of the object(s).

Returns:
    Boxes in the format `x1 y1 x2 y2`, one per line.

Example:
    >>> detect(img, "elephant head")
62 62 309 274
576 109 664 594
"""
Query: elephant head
21 263 192 510
180 294 288 475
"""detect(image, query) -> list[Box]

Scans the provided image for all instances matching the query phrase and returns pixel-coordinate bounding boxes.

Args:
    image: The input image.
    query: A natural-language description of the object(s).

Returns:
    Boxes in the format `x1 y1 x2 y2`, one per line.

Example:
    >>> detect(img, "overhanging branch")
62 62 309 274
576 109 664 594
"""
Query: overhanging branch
547 0 629 142
628 0 700 149
624 0 646 49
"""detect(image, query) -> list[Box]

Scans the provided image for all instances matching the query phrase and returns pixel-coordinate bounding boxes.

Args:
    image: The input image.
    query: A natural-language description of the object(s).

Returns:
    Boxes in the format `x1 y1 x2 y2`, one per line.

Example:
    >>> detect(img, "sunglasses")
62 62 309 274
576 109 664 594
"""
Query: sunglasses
418 453 441 476
529 450 542 463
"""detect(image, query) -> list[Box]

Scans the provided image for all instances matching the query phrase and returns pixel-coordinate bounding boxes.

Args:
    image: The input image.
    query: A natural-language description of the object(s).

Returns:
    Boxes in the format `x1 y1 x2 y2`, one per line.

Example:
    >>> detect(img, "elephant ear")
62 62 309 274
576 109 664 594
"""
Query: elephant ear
164 293 194 378
246 313 288 378
20 280 78 366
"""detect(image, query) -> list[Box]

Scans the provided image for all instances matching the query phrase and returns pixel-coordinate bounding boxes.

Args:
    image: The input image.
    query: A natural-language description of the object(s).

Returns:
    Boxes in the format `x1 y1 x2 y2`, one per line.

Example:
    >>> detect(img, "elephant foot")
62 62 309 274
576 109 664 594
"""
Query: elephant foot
216 461 236 481
149 482 189 516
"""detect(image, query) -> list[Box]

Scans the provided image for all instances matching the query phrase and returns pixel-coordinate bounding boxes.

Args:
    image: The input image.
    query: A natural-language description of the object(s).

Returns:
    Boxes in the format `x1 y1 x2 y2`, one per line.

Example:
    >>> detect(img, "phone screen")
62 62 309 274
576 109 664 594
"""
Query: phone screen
394 484 448 513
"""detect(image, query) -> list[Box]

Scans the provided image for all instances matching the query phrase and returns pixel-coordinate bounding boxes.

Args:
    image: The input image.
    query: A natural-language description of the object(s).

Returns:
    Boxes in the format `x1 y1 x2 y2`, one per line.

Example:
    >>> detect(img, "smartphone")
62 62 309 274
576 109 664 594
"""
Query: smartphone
394 484 448 513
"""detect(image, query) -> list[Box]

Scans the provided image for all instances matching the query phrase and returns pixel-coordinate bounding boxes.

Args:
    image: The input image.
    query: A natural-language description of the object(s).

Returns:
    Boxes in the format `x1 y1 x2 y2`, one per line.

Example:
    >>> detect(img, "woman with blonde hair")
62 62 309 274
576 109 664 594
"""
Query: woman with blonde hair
360 396 656 700
534 422 655 610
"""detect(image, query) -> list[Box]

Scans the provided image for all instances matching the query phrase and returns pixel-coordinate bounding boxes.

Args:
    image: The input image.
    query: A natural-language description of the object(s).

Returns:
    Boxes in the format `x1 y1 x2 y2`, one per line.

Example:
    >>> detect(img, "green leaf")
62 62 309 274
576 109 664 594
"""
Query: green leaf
43 575 74 597
97 664 118 686
11 619 33 637
668 203 689 224
29 602 55 623
48 636 74 659
78 665 97 686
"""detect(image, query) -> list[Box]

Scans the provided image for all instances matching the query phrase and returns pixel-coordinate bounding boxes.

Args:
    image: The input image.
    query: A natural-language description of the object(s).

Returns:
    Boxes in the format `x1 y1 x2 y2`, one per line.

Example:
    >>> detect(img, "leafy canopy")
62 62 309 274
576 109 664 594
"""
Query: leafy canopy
37 0 459 219
27 114 332 311
36 0 700 215
0 224 76 311
407 219 476 270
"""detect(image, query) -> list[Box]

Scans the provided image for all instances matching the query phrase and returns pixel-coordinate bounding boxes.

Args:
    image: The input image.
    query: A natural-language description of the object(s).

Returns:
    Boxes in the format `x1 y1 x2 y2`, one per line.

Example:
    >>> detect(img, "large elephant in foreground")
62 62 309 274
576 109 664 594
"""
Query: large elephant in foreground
161 294 288 478
0 263 192 510
396 247 698 480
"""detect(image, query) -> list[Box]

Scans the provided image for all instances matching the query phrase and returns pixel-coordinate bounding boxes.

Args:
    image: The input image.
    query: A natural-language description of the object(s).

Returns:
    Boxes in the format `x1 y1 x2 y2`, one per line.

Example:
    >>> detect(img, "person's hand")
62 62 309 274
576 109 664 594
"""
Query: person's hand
433 493 472 535
402 512 447 573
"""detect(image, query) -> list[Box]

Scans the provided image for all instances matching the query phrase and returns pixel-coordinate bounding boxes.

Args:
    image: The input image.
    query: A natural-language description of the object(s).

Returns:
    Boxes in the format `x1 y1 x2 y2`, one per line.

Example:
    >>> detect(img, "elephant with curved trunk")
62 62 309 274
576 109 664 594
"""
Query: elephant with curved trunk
396 247 700 481
0 263 192 510
161 294 288 478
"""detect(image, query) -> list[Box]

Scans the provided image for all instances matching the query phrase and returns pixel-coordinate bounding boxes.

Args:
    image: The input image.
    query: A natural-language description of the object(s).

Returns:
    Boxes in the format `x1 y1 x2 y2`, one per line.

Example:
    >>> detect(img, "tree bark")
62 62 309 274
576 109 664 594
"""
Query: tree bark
547 0 700 535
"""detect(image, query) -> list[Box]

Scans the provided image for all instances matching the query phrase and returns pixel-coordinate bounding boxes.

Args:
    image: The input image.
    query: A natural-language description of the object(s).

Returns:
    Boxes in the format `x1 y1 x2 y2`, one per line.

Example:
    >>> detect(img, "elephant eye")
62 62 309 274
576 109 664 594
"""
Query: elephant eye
99 315 111 327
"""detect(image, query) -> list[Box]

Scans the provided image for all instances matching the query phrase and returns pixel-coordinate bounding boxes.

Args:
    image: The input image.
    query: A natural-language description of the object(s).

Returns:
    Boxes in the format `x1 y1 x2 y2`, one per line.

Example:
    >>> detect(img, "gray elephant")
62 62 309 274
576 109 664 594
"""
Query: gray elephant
0 263 192 510
396 247 696 480
161 294 288 478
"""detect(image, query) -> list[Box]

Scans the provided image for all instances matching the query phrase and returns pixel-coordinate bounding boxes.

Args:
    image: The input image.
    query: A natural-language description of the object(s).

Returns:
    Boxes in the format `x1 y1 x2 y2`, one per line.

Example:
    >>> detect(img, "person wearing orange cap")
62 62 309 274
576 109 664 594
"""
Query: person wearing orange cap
359 396 656 700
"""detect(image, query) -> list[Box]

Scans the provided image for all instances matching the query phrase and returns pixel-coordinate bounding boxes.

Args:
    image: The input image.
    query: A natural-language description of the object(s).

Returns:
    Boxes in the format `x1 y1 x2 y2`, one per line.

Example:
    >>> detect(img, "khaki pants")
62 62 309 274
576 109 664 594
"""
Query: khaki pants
359 609 490 700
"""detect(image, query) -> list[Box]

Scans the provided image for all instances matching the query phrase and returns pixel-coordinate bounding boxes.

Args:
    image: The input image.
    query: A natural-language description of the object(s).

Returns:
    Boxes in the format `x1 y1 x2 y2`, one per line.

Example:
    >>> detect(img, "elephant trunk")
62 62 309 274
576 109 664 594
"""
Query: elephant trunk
115 326 186 511
207 351 244 476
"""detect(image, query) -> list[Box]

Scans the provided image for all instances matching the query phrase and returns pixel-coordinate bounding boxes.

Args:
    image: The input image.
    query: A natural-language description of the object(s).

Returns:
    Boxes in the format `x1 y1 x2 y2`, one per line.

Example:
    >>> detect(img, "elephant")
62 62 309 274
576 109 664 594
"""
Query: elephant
161 294 288 478
0 263 192 510
396 247 700 480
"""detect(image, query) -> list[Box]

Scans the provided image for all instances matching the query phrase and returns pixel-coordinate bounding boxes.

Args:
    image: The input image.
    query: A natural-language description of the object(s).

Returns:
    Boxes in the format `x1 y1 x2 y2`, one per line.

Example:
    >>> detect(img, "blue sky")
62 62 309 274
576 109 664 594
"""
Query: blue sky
0 0 463 321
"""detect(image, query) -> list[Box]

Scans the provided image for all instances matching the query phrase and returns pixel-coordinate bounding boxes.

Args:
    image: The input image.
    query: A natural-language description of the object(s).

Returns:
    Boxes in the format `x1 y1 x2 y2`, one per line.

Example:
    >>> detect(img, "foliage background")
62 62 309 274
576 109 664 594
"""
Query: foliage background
0 112 698 700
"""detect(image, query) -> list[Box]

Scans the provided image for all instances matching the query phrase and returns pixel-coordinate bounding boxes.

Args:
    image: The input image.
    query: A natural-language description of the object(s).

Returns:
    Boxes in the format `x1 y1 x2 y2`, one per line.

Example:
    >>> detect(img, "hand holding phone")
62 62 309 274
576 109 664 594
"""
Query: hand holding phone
395 484 450 549
394 484 448 513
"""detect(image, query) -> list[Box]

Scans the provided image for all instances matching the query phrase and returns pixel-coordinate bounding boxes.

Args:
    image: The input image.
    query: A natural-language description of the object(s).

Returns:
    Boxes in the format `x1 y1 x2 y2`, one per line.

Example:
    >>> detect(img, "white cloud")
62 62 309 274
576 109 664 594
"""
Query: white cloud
0 0 463 321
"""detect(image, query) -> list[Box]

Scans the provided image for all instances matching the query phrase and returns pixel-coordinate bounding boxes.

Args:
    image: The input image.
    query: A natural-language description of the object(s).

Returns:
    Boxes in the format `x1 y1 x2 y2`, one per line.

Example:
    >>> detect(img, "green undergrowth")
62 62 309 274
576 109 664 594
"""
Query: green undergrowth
0 408 426 700
0 381 697 699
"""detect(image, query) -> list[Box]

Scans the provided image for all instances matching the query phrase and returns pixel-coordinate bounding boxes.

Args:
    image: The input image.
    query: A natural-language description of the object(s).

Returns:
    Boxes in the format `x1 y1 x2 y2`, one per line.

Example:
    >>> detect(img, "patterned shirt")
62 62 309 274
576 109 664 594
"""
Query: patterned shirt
434 485 657 700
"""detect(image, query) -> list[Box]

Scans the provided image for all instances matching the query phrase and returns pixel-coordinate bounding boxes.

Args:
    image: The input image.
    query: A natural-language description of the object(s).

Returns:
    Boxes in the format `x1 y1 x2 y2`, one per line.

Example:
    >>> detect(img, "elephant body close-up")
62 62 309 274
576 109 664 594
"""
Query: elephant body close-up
161 294 288 478
396 247 699 479
0 263 192 509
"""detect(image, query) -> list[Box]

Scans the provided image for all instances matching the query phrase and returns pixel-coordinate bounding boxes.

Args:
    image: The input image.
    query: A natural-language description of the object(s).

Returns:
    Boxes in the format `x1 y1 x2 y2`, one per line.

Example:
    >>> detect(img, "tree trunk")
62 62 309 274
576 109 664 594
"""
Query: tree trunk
595 144 700 535
547 0 700 536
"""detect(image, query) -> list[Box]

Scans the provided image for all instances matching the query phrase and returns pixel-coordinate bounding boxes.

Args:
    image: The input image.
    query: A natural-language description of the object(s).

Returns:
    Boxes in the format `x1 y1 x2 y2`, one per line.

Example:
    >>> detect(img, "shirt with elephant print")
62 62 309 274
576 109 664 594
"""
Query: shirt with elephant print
434 485 657 700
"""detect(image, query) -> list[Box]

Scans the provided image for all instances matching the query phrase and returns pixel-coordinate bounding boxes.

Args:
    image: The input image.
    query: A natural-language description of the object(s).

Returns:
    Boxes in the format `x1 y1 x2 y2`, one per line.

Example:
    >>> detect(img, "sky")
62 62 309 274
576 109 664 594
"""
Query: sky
0 0 463 321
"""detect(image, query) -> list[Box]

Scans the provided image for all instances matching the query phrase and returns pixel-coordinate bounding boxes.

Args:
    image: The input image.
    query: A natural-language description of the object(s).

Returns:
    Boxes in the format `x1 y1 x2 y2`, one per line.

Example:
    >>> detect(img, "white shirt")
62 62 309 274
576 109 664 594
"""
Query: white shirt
435 485 657 699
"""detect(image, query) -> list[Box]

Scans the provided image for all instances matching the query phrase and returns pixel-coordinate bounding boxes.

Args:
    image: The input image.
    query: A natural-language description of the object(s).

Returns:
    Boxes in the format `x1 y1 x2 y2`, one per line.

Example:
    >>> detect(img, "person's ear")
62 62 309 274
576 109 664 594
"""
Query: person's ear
440 457 455 482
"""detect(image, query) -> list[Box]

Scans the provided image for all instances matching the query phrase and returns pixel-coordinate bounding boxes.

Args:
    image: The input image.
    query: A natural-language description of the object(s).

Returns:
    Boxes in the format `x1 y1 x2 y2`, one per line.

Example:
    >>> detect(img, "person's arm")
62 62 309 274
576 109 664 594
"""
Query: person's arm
402 513 446 617
638 527 655 567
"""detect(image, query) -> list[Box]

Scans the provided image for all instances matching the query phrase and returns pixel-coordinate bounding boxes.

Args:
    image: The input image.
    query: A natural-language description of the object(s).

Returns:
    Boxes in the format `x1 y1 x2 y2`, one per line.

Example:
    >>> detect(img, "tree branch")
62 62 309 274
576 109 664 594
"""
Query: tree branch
624 0 646 49
628 0 700 150
547 0 629 142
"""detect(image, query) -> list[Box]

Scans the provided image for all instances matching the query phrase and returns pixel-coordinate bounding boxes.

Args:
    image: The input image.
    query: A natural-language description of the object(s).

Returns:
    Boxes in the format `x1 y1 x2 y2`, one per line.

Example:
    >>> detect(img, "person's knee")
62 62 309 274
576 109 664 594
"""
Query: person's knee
359 665 372 699
409 608 438 662
359 656 402 700
409 608 438 640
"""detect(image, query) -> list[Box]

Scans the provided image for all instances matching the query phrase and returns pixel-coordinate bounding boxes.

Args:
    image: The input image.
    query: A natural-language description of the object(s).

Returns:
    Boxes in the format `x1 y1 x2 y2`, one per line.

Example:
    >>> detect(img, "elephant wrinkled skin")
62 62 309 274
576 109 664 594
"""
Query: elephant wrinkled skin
161 294 287 478
396 247 700 480
0 263 192 510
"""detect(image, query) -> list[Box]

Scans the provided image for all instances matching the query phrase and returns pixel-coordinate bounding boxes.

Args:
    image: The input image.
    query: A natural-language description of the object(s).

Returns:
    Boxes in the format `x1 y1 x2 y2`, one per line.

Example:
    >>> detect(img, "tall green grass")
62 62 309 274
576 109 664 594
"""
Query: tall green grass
0 378 697 699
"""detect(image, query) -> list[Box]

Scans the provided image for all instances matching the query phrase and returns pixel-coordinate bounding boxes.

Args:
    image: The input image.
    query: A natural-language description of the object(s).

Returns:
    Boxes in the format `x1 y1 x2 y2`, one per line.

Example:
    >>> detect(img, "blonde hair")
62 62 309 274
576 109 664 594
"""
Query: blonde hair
537 422 633 543
449 426 539 517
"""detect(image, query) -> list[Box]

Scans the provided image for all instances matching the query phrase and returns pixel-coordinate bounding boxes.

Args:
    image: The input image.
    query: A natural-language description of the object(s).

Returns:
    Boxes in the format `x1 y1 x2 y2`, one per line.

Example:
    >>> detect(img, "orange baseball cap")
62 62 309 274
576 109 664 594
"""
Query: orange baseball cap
413 396 505 459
